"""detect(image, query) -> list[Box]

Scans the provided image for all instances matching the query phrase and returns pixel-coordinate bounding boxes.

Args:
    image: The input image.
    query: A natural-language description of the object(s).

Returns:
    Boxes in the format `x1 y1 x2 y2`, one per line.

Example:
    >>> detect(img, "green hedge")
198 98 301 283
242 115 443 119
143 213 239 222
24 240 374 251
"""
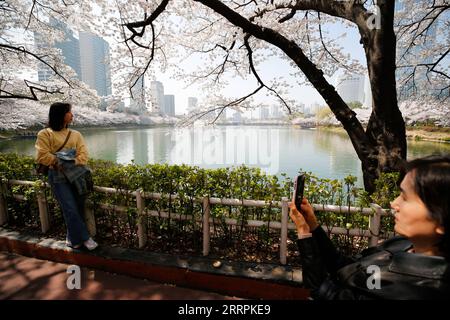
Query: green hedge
0 152 399 264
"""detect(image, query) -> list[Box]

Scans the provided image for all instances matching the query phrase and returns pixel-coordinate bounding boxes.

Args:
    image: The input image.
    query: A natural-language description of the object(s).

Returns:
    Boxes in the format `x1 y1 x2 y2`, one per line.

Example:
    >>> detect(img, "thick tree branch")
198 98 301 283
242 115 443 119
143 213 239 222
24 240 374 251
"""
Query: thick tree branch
125 0 170 29
0 79 63 100
121 0 169 98
193 0 371 152
251 0 371 33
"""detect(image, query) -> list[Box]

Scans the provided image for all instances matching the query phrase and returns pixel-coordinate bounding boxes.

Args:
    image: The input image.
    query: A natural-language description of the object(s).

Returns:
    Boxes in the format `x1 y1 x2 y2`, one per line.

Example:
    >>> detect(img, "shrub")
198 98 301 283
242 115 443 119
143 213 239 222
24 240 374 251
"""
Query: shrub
0 153 400 264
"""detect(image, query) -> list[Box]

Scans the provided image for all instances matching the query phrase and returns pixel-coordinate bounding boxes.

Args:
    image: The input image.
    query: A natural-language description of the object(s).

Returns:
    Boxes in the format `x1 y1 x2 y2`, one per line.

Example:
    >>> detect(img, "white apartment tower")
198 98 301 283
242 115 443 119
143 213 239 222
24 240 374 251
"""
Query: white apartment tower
336 74 365 104
150 81 164 114
187 97 198 114
79 32 112 97
363 73 373 109
129 75 146 113
164 94 175 116
260 105 270 120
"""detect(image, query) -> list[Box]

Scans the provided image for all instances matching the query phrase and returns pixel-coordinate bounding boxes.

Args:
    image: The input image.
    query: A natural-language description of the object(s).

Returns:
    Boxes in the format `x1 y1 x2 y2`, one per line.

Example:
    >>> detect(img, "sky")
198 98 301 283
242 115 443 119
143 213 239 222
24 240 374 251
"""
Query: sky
8 6 368 117
155 23 367 115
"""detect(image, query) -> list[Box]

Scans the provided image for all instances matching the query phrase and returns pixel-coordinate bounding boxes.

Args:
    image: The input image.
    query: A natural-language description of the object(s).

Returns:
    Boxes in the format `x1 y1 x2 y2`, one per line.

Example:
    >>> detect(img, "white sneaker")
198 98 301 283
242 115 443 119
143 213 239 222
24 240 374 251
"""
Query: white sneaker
83 238 98 251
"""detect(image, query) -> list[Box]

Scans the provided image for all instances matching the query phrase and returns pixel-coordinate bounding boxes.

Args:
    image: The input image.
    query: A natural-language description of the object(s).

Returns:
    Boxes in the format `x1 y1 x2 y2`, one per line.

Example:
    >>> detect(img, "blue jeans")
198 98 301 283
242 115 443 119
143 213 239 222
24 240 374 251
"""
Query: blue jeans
48 169 90 246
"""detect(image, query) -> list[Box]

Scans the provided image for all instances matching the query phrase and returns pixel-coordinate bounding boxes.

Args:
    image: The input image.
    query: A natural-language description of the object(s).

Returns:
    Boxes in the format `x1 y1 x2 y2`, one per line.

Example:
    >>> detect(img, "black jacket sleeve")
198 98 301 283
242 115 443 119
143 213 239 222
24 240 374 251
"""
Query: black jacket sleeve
297 236 373 300
296 237 327 292
296 226 372 300
315 279 371 300
311 226 355 276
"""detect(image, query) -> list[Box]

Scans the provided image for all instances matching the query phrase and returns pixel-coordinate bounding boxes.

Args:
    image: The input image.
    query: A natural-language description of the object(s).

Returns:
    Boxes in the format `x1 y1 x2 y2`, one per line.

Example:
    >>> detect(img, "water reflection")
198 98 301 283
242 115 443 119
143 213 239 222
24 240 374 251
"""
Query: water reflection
408 140 450 158
168 126 280 174
1 126 448 184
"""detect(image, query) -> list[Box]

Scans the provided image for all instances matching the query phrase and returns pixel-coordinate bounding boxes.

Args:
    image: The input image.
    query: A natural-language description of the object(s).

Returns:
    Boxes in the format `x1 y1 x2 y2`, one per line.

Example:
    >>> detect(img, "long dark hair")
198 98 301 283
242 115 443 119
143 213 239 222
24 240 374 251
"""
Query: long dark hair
48 102 71 131
404 154 450 257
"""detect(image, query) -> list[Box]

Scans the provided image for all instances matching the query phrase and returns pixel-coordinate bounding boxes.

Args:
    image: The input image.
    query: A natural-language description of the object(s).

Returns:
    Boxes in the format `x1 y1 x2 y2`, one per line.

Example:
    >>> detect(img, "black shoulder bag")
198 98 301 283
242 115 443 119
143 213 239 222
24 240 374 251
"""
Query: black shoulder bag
37 129 72 176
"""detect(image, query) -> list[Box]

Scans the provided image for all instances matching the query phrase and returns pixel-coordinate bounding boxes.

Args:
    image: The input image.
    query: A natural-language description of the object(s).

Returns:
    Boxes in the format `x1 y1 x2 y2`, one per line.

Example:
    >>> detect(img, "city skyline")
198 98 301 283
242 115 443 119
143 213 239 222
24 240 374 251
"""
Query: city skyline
18 0 445 117
27 16 380 116
35 19 112 100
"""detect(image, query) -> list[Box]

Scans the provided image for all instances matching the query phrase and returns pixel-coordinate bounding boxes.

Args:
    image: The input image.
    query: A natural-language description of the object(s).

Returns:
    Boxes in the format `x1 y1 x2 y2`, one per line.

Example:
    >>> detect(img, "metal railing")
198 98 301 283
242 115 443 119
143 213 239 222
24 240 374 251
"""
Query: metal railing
0 178 395 264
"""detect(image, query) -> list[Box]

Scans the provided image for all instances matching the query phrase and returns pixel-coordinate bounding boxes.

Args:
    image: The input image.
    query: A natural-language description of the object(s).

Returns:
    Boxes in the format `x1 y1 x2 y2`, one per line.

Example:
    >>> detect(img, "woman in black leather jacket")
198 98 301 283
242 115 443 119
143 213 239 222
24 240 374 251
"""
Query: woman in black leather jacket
289 155 450 299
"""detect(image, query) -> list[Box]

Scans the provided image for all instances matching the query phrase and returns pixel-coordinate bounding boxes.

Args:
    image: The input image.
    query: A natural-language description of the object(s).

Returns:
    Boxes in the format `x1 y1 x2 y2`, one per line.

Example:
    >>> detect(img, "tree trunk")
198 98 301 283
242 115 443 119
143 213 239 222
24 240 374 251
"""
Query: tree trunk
359 1 407 192
194 0 407 193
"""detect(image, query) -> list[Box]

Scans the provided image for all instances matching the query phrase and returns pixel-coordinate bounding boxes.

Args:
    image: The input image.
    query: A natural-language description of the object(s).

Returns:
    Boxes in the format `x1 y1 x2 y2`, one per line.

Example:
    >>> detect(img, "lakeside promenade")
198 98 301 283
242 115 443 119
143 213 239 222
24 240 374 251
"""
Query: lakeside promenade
0 251 243 300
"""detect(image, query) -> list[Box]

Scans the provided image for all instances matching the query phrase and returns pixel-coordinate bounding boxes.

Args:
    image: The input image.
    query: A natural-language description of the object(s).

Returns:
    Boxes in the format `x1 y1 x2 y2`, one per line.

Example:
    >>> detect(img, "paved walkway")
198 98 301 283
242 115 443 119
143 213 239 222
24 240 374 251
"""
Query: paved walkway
0 251 243 300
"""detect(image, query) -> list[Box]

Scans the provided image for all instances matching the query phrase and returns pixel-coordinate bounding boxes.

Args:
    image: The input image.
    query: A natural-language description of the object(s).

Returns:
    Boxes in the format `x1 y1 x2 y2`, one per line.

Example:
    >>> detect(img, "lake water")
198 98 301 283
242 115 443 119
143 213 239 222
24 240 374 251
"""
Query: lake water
1 125 449 185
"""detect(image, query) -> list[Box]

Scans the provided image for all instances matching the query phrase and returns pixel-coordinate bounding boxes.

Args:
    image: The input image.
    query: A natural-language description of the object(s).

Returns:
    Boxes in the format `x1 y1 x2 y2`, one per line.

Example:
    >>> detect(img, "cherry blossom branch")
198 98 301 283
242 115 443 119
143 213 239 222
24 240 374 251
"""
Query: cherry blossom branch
121 0 169 97
0 43 72 87
243 34 292 114
0 79 63 100
178 85 263 126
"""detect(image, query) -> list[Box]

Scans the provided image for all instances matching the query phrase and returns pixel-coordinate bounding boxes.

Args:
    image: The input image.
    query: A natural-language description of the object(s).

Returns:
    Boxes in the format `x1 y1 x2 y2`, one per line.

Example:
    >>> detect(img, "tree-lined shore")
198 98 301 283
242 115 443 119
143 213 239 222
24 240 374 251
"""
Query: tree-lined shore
318 126 450 144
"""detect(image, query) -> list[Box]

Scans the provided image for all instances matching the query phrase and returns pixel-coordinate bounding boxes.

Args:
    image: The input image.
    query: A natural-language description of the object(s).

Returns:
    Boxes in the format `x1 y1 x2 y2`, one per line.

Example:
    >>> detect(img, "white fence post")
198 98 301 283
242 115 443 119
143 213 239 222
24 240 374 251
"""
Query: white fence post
202 196 210 256
0 178 8 226
84 200 96 237
369 203 382 247
280 197 289 265
136 189 147 248
36 181 50 233
4 178 393 265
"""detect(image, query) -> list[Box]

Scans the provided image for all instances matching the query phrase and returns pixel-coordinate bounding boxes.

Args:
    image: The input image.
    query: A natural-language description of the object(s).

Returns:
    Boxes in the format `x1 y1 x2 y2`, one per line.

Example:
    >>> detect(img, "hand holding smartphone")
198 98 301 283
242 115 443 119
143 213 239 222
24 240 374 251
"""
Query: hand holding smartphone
293 173 306 211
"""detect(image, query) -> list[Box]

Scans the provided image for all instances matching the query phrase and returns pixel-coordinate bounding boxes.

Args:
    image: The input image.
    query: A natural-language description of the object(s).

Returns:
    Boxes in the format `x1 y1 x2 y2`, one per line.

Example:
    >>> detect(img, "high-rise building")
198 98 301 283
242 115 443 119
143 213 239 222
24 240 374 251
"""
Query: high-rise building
164 94 175 116
310 102 322 115
129 75 146 113
231 111 243 123
79 32 112 97
35 19 113 103
150 81 164 114
35 32 54 81
187 97 198 114
295 102 305 114
260 105 270 120
271 105 284 119
363 73 372 109
395 0 444 100
35 18 81 81
336 74 365 104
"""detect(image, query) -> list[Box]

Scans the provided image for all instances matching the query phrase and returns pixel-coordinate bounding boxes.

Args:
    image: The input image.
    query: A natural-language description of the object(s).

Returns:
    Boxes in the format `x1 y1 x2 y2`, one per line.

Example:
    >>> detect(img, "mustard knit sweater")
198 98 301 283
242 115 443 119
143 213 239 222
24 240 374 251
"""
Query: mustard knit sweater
35 128 89 167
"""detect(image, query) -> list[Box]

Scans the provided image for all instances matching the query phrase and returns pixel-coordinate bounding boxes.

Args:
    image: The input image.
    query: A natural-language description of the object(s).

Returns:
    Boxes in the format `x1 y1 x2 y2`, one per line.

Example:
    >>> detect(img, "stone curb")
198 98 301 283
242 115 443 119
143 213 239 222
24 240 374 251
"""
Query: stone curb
0 228 309 300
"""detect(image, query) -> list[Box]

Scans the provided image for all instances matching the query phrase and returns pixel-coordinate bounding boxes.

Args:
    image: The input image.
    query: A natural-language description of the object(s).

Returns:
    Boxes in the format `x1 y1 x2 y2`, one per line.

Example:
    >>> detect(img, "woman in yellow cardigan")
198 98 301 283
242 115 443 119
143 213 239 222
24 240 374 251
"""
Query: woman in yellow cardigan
35 102 97 250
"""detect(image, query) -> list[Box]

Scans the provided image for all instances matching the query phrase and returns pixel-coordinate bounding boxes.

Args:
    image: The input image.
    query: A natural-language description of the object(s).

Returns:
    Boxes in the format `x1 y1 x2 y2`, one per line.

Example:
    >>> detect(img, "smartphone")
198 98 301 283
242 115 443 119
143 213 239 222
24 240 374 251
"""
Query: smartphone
293 174 306 210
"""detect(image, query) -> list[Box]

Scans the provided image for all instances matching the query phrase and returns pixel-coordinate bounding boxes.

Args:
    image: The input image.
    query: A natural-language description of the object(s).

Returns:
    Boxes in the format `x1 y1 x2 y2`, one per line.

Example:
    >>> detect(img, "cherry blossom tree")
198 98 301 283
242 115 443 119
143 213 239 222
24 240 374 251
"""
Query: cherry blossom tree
0 0 101 104
107 0 440 192
1 0 448 192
